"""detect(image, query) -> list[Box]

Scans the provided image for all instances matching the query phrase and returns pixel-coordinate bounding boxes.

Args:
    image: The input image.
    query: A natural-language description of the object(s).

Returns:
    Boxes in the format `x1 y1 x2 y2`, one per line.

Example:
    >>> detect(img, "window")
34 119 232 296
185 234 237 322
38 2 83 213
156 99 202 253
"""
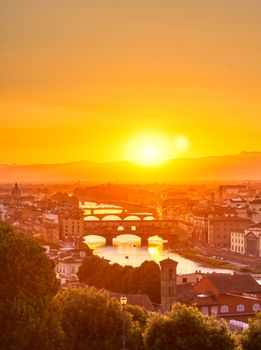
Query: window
253 303 260 312
182 277 187 283
211 306 218 316
201 307 208 315
221 305 229 313
237 304 245 312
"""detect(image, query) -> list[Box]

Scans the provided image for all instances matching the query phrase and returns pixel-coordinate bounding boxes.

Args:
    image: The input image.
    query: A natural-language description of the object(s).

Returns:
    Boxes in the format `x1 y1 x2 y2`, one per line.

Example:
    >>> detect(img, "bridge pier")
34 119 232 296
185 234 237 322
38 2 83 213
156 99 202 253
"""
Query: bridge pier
140 236 148 247
106 236 114 246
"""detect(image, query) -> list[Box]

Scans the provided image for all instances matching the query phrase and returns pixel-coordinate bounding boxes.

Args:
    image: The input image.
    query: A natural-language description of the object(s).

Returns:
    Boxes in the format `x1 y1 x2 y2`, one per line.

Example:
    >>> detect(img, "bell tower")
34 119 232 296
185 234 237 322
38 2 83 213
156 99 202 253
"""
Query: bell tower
160 258 178 312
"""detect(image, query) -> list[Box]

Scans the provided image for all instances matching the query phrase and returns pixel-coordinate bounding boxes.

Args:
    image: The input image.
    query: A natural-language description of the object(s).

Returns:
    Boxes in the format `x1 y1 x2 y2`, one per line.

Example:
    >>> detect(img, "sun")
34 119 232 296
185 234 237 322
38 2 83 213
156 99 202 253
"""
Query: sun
125 133 172 166
125 132 190 167
139 143 162 166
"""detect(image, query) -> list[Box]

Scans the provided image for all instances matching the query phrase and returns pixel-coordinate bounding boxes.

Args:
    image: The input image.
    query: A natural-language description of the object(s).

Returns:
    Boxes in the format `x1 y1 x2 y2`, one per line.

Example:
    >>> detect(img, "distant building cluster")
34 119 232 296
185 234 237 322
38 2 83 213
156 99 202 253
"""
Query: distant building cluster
163 183 261 257
2 181 261 328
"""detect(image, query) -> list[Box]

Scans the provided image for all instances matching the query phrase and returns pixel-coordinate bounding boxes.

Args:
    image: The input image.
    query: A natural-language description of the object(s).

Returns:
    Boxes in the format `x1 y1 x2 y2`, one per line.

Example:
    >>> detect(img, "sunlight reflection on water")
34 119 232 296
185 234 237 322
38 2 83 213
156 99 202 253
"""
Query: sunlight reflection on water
83 235 234 274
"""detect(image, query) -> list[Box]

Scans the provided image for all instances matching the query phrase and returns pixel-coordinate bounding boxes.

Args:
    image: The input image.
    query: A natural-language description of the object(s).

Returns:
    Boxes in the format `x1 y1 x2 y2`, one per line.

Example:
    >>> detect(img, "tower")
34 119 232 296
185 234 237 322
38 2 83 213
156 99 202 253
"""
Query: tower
159 258 178 312
11 183 21 198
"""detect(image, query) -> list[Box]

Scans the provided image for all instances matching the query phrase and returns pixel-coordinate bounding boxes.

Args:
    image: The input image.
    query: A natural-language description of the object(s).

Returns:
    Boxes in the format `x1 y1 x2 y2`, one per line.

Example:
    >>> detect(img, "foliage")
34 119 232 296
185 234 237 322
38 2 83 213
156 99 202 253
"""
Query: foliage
77 255 161 303
241 311 261 350
143 303 238 350
0 224 60 350
52 287 146 350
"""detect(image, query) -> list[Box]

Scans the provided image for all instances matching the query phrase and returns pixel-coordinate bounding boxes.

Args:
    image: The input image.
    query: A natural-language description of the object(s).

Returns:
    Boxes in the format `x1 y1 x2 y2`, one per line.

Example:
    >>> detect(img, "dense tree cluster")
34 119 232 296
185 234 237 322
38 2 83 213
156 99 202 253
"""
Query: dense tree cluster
242 311 261 350
0 224 59 350
52 287 146 350
144 303 239 350
1 223 261 350
77 254 161 303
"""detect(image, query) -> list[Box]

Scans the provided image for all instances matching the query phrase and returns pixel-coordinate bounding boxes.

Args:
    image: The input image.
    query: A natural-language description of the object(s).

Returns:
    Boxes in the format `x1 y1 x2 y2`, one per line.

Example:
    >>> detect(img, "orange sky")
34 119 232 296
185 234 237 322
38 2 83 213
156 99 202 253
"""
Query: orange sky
1 1 261 164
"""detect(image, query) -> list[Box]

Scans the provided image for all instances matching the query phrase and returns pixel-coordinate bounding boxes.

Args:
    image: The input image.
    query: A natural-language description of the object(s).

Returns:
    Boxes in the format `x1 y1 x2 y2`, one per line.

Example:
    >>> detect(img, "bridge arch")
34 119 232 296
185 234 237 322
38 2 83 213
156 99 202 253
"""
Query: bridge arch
102 215 122 221
143 216 155 220
148 235 165 243
123 215 141 221
114 234 141 244
83 215 100 221
83 234 119 246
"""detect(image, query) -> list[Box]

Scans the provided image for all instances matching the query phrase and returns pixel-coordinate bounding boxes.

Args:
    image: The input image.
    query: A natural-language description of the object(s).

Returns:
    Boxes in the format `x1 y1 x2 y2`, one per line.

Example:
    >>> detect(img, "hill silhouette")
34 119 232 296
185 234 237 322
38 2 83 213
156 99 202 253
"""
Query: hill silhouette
1 152 261 183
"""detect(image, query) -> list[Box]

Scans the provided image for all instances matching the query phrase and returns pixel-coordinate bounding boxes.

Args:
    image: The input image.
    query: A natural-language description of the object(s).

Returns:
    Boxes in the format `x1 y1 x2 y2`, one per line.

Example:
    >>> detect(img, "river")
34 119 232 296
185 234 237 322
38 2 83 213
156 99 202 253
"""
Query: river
83 235 234 274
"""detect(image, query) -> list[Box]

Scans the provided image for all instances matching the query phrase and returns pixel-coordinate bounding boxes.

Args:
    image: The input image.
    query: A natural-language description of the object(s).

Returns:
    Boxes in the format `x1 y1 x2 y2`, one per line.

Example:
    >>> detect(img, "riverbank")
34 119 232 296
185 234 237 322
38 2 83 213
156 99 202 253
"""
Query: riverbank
172 247 261 274
173 249 238 270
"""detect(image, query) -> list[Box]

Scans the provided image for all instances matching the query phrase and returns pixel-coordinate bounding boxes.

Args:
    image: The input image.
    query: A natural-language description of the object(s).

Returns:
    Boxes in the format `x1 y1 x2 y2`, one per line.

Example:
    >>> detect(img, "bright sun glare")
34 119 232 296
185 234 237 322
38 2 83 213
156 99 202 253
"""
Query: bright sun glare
126 133 190 167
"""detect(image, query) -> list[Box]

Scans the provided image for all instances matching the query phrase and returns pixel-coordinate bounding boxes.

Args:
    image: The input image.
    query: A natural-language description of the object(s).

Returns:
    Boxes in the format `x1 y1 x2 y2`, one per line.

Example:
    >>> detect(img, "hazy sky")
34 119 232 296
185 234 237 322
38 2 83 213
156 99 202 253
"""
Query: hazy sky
1 0 261 164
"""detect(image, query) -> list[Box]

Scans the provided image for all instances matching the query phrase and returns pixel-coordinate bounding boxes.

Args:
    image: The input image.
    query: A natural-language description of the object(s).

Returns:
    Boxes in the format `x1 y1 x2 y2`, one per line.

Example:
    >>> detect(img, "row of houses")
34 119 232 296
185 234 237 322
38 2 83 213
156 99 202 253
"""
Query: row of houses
161 258 261 325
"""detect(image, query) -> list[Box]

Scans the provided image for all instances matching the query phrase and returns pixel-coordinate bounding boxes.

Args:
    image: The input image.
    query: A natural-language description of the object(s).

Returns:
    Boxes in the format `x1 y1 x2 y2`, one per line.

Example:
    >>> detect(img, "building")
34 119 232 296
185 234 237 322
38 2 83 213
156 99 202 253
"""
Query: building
249 196 261 223
192 274 261 322
231 230 245 254
11 183 21 199
54 249 88 284
162 259 261 323
191 207 236 244
176 271 204 285
227 198 246 209
109 292 156 312
208 216 250 248
59 210 84 241
55 255 83 281
219 185 247 201
160 258 177 312
231 227 261 257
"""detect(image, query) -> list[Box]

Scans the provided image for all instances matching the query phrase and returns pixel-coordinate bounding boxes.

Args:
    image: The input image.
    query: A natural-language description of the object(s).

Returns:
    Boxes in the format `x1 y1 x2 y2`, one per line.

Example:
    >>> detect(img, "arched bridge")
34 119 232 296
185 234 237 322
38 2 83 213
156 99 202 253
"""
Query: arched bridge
83 219 177 246
83 213 156 221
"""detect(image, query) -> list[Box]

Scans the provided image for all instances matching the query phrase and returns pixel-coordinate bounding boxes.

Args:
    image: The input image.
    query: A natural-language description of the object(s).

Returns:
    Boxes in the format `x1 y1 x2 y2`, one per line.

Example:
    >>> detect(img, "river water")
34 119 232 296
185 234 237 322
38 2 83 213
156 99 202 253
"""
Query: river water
84 235 233 274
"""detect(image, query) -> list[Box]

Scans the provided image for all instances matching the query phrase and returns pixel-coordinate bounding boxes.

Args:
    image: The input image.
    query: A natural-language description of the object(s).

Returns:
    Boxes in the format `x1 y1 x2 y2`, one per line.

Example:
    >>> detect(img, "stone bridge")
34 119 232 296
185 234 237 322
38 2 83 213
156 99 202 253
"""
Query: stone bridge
83 219 178 246
83 213 156 221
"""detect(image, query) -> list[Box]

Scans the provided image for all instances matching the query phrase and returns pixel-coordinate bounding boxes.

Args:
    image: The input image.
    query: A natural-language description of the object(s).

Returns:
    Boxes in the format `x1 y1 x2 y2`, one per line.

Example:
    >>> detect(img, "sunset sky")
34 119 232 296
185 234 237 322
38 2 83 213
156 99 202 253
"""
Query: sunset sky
1 1 261 165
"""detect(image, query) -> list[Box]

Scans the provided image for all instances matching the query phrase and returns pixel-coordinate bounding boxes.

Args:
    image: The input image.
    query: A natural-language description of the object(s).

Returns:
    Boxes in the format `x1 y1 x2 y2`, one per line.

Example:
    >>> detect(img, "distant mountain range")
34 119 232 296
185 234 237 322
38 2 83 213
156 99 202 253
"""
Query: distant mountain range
1 152 261 183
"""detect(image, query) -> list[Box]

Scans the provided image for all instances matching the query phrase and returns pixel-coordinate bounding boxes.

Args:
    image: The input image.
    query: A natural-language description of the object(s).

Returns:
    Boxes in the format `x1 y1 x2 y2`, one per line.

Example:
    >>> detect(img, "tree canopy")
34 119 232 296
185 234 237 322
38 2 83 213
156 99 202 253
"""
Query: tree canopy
52 287 146 350
242 311 261 350
0 224 59 349
143 303 238 350
77 255 160 303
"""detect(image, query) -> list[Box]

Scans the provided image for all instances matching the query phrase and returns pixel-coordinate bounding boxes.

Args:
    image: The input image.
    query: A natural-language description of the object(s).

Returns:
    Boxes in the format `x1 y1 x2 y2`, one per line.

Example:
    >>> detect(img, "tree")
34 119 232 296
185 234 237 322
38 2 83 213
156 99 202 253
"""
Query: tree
52 287 145 350
137 261 161 303
0 224 60 349
242 311 261 350
143 303 238 350
77 256 161 303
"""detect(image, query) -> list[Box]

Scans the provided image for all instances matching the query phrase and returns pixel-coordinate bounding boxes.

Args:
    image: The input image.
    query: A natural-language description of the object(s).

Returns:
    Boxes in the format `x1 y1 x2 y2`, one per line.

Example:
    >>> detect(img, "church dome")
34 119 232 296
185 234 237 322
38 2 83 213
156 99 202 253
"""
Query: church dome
11 183 21 197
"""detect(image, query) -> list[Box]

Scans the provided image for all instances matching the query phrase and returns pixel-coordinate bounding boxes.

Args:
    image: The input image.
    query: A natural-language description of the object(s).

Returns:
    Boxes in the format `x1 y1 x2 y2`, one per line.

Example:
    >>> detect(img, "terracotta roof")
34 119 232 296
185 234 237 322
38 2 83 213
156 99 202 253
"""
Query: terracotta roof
204 274 261 294
109 292 156 311
176 283 195 304
159 258 178 266
209 216 250 222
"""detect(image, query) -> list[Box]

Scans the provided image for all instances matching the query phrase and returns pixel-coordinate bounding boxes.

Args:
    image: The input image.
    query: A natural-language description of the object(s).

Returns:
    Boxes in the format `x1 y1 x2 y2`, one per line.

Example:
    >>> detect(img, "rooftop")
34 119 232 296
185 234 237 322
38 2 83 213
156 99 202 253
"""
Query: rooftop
203 274 261 294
